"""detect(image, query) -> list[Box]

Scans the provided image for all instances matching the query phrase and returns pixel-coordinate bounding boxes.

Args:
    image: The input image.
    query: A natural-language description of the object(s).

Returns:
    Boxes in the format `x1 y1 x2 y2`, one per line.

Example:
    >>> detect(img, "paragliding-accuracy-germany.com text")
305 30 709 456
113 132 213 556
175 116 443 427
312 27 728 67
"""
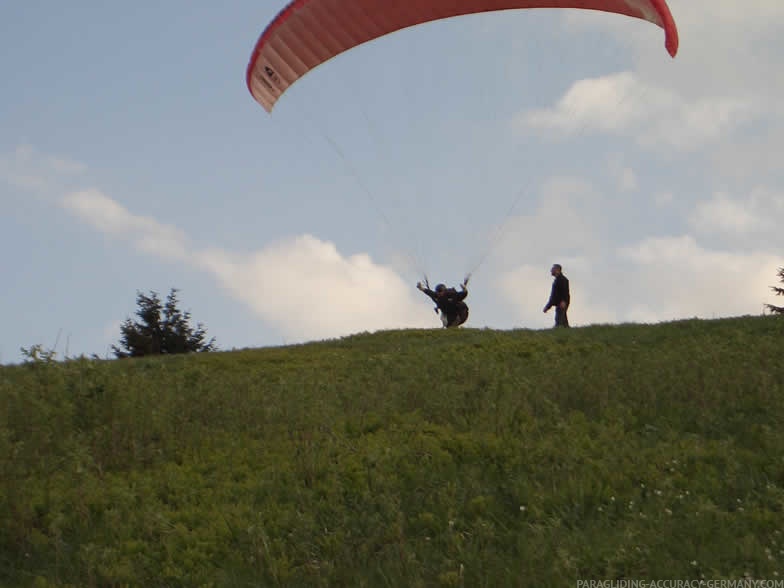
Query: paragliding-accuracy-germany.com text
576 580 784 588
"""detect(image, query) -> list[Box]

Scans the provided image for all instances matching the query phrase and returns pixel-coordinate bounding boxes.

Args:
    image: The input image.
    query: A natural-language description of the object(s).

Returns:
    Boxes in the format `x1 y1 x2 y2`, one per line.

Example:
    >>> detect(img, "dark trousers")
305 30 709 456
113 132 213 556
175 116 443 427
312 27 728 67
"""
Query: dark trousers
443 306 469 328
555 306 569 328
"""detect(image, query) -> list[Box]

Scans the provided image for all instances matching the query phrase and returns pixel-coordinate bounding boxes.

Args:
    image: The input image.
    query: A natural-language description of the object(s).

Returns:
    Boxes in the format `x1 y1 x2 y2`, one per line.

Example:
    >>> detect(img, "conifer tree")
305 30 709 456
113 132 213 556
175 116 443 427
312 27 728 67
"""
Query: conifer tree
113 289 216 358
766 267 784 315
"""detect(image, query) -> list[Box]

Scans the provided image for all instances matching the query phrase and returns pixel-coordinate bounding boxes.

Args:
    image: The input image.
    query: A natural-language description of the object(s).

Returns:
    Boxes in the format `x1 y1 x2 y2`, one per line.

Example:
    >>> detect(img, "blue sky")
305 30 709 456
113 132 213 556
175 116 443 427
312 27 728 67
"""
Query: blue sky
2 1 782 363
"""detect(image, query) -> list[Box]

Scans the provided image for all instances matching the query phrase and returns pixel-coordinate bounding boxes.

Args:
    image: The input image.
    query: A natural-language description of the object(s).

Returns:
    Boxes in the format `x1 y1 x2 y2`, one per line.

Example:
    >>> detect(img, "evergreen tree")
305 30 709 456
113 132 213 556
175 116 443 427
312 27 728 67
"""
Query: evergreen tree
766 267 784 315
113 289 216 358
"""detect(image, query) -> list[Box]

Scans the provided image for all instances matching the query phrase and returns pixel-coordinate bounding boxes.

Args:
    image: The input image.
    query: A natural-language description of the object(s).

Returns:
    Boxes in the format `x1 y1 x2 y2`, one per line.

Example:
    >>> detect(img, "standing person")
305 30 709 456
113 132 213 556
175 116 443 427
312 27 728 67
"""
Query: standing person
417 281 469 328
543 264 570 327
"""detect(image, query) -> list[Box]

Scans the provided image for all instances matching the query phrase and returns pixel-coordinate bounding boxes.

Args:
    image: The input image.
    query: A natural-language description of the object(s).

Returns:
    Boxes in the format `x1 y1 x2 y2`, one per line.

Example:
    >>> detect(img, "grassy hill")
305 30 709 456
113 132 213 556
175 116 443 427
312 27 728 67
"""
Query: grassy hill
1 316 782 587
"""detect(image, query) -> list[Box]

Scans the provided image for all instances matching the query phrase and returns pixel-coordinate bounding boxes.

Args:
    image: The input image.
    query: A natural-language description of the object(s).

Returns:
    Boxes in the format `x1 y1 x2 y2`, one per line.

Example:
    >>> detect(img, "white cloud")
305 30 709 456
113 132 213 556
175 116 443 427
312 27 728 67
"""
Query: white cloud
497 233 779 328
1 146 52 192
496 257 617 329
62 190 190 261
489 177 621 328
708 131 784 182
618 168 638 192
0 145 86 193
564 0 784 66
618 235 779 320
3 146 439 344
61 190 435 342
520 0 781 161
197 236 433 342
31 144 783 342
607 154 638 192
690 193 760 235
655 96 757 151
664 0 784 55
47 157 87 175
689 188 784 238
491 175 783 329
520 71 757 151
492 175 610 270
521 72 650 133
654 191 674 207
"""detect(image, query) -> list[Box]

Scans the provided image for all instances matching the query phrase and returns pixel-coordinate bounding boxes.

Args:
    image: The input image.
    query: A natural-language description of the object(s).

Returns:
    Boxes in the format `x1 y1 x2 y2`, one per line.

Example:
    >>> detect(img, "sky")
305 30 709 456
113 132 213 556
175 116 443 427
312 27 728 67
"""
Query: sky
2 1 783 363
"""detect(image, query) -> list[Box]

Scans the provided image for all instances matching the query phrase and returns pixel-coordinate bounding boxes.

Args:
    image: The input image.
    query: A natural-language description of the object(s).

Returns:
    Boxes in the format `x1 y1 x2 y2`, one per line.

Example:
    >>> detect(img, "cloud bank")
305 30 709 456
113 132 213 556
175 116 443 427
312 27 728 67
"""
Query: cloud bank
61 189 433 342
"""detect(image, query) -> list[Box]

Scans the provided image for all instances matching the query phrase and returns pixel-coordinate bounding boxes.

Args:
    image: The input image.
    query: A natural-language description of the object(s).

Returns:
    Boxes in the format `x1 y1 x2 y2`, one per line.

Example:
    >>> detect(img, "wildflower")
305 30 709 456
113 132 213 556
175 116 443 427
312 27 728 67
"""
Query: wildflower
665 508 673 516
519 506 526 512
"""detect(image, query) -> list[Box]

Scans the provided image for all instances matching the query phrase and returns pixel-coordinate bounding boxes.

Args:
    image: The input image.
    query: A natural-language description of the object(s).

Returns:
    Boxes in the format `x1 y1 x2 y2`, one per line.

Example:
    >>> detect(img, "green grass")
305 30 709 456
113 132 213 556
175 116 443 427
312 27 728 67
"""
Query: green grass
1 316 783 587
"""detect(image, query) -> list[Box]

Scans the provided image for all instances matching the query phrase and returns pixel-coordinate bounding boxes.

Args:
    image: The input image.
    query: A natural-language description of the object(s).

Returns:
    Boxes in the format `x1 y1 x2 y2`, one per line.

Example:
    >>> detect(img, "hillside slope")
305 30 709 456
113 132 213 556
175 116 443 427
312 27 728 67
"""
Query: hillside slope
1 317 782 586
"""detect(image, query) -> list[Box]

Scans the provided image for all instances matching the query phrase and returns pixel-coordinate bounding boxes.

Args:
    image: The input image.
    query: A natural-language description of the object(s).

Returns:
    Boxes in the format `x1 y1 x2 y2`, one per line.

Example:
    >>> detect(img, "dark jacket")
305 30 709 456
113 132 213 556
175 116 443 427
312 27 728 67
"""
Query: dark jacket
422 287 468 322
545 274 570 310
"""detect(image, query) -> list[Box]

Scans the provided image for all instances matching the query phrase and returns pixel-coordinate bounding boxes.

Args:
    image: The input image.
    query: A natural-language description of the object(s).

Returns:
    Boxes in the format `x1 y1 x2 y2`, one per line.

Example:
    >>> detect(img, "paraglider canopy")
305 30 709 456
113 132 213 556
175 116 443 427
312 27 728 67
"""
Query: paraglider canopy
247 0 679 112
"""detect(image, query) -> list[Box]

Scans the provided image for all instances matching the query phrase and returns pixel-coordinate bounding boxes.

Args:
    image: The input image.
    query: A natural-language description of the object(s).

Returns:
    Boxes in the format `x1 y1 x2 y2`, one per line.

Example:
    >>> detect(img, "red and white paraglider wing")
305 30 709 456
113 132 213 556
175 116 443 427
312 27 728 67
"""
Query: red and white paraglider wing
246 0 679 112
